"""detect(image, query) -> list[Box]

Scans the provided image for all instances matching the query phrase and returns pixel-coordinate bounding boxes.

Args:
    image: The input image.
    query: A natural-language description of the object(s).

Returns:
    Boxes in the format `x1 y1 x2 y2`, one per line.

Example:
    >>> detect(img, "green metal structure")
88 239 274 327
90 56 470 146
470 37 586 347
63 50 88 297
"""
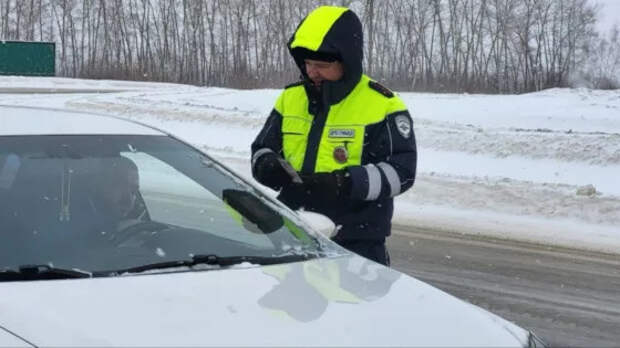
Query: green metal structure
0 41 55 76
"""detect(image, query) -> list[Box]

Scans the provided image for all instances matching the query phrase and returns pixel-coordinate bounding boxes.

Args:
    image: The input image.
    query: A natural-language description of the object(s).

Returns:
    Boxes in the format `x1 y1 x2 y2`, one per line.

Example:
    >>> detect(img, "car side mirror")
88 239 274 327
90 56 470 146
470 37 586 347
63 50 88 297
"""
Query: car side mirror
222 189 283 233
296 211 337 239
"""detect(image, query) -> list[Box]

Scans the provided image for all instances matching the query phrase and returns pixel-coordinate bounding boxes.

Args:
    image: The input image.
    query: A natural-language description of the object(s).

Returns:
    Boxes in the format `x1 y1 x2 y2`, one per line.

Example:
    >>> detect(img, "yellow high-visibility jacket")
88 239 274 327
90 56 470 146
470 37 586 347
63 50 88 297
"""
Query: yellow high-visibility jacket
252 6 417 241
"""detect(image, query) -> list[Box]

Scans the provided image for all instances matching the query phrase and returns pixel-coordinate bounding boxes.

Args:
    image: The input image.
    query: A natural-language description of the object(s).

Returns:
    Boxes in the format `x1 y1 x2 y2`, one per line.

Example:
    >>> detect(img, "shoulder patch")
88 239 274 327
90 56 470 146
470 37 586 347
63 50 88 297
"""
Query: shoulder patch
368 81 394 98
284 80 304 89
393 113 412 139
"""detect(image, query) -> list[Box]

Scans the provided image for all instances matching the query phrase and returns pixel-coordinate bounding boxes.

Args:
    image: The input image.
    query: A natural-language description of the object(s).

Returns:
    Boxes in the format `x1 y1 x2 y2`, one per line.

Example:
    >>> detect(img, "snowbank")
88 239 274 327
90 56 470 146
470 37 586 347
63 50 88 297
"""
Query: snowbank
1 76 619 254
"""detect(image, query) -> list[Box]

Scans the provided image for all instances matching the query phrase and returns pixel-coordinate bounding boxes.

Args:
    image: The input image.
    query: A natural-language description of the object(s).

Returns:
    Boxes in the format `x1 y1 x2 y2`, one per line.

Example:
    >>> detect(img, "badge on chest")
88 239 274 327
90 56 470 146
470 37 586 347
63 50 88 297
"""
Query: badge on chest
328 129 355 138
333 145 349 164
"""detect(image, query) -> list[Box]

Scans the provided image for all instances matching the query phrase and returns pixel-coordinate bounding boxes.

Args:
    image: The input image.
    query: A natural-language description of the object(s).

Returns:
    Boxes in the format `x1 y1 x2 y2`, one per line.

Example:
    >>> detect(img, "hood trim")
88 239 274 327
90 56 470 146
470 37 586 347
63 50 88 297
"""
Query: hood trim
289 6 348 52
288 7 364 105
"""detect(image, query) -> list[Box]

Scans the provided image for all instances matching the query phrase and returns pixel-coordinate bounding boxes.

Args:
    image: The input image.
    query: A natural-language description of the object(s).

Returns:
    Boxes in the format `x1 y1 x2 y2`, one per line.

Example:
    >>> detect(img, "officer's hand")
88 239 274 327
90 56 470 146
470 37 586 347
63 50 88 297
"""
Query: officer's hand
300 169 352 199
254 153 296 191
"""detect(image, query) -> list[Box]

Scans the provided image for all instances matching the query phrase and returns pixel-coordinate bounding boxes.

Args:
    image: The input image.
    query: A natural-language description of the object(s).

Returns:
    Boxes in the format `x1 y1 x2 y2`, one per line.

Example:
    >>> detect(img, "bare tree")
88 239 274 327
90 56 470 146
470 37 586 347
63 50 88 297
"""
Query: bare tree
0 0 609 93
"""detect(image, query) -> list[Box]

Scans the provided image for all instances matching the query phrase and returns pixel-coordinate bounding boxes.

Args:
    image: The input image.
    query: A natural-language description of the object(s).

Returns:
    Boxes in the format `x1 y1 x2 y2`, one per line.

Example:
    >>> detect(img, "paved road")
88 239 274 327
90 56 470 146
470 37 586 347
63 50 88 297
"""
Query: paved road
387 225 620 347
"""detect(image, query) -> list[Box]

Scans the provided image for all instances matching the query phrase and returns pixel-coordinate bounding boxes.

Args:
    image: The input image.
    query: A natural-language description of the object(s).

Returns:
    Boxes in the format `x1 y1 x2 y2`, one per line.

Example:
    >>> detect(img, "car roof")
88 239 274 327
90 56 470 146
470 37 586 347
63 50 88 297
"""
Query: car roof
0 105 165 136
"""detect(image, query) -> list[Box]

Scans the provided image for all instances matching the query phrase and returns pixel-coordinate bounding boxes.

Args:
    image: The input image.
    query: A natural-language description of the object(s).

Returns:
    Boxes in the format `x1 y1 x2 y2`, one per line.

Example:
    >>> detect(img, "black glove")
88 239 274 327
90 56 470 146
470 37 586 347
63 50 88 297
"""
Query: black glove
300 169 352 199
254 152 296 191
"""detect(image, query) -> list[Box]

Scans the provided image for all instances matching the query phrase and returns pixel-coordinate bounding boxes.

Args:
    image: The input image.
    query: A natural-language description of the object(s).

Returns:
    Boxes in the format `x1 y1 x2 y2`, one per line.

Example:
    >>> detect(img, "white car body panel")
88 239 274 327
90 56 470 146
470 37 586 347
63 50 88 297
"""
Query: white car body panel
0 329 31 348
0 106 533 347
0 106 162 136
0 256 528 347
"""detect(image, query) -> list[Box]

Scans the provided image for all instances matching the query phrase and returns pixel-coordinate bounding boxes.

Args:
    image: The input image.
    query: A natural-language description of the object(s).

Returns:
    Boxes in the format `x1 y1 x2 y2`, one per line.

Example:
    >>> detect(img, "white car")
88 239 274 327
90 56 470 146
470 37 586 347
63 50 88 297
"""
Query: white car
0 105 547 347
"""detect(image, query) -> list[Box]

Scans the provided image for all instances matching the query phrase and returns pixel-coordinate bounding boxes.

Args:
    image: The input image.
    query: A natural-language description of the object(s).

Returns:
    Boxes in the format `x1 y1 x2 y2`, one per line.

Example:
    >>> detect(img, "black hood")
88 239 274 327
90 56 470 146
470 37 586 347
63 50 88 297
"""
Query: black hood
288 6 363 105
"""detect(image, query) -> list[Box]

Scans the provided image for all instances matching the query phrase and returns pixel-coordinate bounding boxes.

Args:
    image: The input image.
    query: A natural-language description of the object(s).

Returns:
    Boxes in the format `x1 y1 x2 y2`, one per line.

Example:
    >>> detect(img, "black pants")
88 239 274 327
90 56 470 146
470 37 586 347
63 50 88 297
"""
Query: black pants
335 239 390 266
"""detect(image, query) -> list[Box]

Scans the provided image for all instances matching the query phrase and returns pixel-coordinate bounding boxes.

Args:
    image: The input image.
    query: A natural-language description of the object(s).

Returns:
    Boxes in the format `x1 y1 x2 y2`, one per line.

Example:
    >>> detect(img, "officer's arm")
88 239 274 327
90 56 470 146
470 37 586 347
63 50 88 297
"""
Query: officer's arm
251 108 284 179
347 109 417 201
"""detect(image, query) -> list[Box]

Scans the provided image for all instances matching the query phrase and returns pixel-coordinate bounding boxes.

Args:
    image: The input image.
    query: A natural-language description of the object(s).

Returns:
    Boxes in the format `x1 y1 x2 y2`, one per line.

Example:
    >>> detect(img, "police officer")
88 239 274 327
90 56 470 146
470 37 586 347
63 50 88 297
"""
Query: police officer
251 5 417 266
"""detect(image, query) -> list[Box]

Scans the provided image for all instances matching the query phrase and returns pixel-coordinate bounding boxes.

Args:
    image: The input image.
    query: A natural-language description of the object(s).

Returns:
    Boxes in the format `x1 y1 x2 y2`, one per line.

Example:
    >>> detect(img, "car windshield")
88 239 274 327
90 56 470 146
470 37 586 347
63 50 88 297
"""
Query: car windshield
0 135 329 277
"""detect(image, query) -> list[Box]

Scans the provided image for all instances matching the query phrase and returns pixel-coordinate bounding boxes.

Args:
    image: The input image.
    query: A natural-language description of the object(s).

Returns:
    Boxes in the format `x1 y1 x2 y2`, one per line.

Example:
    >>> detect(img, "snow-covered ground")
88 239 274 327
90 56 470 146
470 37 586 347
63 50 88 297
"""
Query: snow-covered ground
1 76 619 254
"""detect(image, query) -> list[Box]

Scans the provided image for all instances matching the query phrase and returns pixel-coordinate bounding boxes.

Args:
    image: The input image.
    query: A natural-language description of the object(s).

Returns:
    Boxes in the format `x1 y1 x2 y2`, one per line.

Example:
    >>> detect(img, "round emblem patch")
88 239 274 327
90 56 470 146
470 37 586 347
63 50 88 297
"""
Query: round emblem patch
333 146 348 164
395 114 412 139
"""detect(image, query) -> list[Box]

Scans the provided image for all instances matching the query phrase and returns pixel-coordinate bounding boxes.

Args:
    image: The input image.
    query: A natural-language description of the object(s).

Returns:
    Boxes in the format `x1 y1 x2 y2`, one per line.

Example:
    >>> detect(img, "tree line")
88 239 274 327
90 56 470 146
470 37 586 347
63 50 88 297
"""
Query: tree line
1 0 617 93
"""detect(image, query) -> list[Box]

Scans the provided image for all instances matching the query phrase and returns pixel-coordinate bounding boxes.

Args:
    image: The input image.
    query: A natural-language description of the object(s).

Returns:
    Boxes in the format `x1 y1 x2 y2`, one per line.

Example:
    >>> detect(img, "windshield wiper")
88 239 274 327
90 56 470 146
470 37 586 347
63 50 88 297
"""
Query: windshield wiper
0 264 93 281
113 253 314 275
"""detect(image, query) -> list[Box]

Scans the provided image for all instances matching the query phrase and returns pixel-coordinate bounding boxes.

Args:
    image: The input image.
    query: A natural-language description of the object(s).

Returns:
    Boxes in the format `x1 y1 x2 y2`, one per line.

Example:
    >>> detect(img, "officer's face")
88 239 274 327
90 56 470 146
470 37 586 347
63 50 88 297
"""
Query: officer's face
304 59 344 87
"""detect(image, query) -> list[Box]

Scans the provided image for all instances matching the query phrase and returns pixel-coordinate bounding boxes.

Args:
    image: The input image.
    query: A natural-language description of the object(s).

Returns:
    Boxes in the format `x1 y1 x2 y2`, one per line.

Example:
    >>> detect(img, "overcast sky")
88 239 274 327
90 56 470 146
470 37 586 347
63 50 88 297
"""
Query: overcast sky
592 0 620 34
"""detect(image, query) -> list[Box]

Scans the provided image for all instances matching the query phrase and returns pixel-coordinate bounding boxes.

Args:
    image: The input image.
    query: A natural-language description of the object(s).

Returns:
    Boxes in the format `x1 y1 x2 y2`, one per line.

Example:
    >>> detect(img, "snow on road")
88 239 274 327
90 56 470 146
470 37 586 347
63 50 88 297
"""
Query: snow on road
1 76 619 254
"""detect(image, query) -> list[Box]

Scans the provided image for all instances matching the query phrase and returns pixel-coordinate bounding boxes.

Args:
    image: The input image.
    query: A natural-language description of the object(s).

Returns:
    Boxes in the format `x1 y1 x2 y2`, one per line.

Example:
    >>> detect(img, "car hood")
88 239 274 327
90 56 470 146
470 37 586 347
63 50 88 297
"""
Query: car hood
0 255 529 347
0 327 33 348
